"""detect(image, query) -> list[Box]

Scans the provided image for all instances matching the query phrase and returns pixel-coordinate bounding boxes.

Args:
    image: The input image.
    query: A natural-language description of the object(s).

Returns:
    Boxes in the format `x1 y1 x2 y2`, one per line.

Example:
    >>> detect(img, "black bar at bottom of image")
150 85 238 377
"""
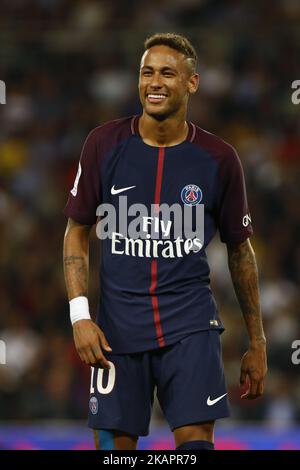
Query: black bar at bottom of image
0 450 300 467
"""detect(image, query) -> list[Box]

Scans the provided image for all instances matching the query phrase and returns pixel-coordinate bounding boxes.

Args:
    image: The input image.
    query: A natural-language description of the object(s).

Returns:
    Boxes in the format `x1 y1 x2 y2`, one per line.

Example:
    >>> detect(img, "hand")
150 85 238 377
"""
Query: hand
73 319 112 369
240 341 267 399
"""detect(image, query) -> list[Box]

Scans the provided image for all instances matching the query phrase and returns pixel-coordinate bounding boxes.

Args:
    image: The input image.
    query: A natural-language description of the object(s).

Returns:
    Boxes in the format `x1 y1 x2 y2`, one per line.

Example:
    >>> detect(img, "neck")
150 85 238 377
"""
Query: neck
139 111 189 147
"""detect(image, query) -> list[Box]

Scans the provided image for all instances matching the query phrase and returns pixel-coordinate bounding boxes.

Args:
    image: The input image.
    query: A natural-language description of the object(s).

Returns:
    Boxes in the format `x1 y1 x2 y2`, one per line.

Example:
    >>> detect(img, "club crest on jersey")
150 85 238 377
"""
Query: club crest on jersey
89 396 98 415
181 184 202 206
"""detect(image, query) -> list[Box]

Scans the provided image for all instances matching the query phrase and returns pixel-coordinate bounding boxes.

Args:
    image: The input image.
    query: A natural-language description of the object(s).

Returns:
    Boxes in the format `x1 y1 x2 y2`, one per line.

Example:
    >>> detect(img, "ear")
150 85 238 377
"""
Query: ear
188 73 200 95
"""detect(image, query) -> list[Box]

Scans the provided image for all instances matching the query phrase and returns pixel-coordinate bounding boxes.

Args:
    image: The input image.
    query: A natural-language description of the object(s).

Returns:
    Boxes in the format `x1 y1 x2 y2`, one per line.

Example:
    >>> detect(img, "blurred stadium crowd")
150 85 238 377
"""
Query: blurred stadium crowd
0 0 299 429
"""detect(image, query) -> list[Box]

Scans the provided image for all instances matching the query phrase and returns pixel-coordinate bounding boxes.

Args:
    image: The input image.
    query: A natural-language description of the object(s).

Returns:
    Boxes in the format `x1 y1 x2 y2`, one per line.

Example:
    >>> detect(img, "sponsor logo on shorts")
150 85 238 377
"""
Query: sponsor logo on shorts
207 393 227 406
89 396 98 415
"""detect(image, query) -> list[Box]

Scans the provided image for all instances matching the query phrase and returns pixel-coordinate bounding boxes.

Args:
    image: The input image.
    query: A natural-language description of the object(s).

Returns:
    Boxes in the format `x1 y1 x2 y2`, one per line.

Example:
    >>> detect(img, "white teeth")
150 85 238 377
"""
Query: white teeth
147 94 166 99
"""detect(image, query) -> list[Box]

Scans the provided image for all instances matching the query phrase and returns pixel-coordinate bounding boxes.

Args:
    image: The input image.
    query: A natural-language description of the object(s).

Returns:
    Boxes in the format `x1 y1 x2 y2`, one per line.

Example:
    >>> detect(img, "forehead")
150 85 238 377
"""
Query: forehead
140 45 186 71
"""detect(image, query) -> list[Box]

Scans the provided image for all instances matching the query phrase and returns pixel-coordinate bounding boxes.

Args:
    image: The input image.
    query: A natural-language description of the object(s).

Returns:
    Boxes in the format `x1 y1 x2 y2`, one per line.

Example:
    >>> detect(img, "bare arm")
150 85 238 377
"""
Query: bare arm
227 238 267 399
63 218 111 368
63 218 91 299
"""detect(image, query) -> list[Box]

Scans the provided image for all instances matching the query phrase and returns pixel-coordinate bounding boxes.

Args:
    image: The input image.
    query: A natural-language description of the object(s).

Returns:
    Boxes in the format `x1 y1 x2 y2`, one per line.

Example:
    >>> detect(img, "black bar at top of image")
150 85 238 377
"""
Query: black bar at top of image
0 450 300 467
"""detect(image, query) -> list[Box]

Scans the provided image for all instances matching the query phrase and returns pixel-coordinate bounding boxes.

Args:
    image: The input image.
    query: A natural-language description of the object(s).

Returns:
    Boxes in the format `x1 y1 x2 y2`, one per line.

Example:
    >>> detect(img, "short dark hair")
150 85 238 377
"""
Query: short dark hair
144 32 198 74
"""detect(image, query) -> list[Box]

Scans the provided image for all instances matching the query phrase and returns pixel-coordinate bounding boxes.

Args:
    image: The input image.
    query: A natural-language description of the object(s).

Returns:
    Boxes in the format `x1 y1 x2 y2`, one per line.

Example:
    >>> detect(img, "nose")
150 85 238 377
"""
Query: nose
149 72 163 88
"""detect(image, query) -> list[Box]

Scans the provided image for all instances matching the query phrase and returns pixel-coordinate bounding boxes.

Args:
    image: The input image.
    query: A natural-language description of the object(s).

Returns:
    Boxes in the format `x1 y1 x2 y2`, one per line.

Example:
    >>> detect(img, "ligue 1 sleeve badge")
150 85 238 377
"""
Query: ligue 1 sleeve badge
181 184 203 206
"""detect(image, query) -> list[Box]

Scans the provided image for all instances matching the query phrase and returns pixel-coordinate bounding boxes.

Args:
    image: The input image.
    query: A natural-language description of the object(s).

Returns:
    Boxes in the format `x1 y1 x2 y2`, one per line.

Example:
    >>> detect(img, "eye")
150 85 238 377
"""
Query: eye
142 71 152 76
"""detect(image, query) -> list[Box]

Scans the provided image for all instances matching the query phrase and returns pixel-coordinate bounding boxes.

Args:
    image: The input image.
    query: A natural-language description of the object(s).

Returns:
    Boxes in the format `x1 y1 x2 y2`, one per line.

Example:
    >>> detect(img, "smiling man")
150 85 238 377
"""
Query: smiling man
63 33 267 451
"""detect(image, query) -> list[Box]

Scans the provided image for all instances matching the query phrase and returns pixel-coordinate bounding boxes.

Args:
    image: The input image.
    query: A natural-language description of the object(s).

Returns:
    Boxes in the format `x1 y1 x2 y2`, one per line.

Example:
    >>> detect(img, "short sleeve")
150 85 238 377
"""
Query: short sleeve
216 145 253 244
63 129 101 225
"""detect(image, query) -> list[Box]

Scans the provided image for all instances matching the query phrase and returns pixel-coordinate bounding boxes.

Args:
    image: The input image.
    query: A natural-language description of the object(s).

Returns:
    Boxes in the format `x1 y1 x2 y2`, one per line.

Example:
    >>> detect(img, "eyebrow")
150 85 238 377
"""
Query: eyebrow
141 66 177 73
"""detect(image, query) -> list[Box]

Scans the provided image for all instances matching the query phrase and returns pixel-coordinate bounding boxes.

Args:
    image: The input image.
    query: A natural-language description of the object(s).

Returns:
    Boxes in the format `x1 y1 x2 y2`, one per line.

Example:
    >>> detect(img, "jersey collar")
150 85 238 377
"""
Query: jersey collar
131 115 196 144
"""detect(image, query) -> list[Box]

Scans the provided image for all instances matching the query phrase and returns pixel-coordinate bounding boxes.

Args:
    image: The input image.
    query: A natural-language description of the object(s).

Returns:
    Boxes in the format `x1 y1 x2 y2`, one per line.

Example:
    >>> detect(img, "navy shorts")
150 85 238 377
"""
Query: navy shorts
88 330 230 436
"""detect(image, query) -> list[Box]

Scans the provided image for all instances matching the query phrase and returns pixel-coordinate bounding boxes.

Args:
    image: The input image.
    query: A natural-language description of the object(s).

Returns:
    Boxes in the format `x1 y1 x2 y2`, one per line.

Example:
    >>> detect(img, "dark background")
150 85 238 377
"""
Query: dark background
0 0 299 434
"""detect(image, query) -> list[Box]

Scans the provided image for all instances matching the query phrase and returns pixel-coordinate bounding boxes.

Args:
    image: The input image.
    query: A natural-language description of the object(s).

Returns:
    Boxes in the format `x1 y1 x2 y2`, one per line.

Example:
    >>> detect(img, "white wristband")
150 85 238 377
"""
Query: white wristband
69 296 91 325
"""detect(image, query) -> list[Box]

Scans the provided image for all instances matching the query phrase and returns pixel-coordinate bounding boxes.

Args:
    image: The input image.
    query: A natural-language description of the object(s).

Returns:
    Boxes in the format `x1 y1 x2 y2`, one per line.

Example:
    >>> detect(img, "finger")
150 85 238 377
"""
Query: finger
98 356 111 370
79 349 92 365
92 344 111 369
98 331 112 352
240 375 250 399
241 386 250 399
85 348 98 366
256 380 264 397
77 349 86 363
249 379 259 399
240 370 247 386
244 374 260 399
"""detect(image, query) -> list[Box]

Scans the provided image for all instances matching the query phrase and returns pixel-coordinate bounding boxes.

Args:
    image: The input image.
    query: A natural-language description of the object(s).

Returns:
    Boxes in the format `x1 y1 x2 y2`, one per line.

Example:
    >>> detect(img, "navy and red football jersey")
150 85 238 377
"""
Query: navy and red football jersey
64 115 253 353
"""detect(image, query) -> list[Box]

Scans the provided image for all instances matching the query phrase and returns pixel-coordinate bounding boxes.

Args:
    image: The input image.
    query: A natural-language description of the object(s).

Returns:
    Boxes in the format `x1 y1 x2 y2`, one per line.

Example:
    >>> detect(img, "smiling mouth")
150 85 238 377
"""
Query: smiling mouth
146 93 168 104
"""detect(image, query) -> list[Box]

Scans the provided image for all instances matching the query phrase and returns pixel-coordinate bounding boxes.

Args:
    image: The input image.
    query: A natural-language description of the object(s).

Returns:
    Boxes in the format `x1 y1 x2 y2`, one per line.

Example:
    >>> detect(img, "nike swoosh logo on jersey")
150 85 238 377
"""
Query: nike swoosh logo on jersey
207 393 227 406
111 185 136 195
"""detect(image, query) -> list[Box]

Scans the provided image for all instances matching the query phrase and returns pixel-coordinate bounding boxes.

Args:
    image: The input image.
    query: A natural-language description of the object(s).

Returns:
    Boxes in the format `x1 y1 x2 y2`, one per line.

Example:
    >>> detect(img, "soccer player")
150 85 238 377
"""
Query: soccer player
63 33 267 451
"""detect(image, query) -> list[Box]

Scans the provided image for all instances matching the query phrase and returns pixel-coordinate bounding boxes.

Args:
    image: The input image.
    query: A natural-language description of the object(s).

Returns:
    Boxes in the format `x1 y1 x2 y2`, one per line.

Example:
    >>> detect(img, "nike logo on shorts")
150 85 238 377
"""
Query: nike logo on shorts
111 185 136 195
207 393 227 406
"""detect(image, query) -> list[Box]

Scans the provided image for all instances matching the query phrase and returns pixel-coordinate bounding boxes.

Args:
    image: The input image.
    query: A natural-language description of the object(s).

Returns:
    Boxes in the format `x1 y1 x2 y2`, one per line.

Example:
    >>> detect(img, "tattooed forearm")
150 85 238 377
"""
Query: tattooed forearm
64 255 85 266
227 239 266 344
63 255 88 297
63 218 91 300
228 241 258 316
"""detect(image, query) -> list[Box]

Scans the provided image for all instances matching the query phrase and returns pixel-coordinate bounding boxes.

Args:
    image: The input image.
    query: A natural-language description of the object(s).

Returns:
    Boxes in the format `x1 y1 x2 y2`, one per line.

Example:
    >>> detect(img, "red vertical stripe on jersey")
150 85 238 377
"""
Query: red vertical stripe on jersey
150 259 165 347
150 146 165 348
153 146 165 213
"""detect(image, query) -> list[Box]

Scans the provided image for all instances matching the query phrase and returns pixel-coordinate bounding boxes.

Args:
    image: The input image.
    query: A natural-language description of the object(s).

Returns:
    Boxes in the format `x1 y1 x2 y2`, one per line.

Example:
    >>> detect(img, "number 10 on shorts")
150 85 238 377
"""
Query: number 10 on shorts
90 363 116 395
